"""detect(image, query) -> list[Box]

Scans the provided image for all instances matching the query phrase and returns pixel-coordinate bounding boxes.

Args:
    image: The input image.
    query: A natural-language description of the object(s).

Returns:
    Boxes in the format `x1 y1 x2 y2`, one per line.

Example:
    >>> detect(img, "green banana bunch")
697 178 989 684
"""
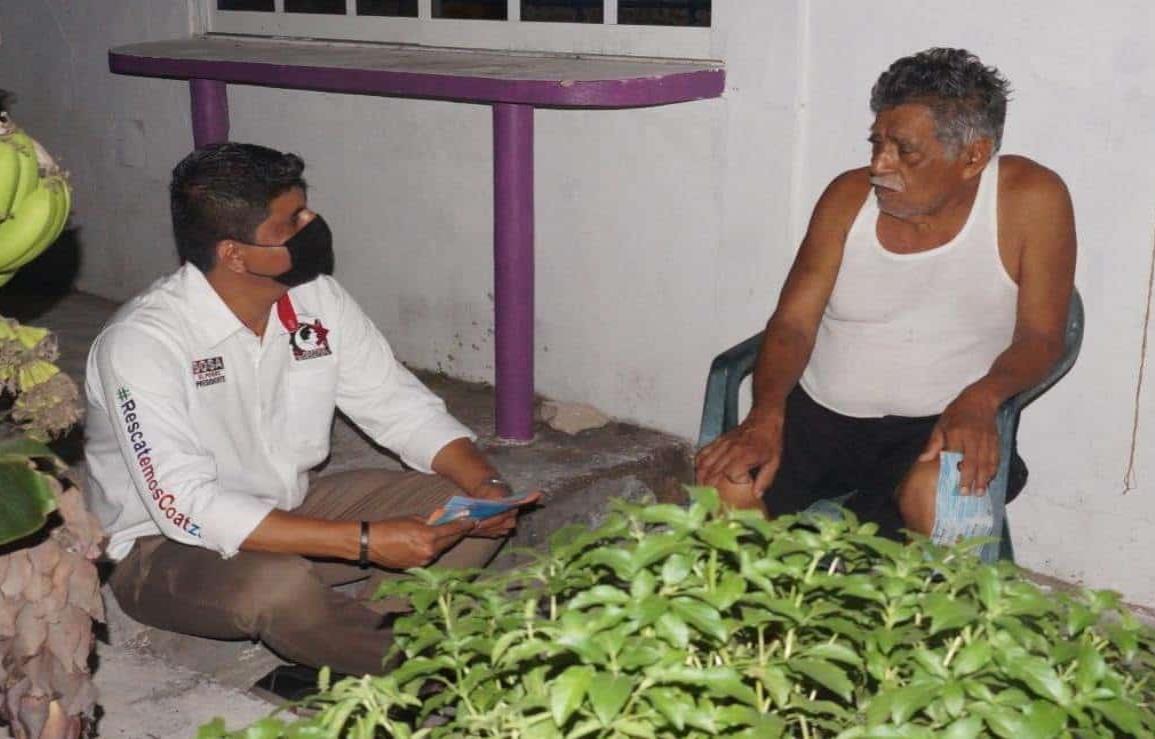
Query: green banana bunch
0 113 72 287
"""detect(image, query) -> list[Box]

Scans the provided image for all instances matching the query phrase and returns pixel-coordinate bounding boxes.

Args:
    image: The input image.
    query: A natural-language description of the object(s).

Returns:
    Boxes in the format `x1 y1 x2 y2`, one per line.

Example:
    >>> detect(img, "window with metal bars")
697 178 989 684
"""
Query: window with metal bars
208 0 712 58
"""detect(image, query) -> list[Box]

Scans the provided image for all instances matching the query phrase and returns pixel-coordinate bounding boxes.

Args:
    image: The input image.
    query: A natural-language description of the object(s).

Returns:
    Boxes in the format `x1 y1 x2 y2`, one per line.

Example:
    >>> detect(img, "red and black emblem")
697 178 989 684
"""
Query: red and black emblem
277 294 332 361
289 319 332 360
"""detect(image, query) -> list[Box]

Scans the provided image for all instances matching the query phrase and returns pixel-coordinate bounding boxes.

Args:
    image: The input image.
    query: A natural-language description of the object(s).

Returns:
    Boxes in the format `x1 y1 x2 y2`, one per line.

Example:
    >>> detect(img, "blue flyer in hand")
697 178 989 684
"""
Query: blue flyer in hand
427 492 542 526
930 450 994 549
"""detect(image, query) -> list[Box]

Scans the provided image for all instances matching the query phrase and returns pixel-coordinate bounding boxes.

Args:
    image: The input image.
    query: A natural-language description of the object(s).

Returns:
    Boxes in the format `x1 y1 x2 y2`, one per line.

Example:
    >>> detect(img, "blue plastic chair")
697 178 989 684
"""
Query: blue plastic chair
697 289 1084 562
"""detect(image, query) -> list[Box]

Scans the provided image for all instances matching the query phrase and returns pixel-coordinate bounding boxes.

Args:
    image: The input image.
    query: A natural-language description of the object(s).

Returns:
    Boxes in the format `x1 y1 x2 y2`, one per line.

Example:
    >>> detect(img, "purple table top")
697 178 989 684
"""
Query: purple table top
109 37 724 108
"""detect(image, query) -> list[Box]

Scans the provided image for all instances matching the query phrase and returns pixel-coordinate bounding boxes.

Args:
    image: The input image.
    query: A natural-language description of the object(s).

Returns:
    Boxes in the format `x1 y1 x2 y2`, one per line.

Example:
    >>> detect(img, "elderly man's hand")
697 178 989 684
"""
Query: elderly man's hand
918 386 1001 495
714 474 768 515
695 411 785 494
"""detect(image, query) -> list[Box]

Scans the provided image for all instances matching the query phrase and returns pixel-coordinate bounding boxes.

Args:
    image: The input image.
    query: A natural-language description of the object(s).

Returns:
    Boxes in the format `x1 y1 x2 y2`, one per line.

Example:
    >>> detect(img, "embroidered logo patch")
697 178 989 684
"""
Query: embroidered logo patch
192 356 225 387
290 318 332 361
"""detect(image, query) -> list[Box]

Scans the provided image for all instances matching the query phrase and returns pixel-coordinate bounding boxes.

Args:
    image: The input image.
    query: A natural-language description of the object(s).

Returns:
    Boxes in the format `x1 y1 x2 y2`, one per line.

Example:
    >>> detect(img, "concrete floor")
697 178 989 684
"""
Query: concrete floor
0 284 693 736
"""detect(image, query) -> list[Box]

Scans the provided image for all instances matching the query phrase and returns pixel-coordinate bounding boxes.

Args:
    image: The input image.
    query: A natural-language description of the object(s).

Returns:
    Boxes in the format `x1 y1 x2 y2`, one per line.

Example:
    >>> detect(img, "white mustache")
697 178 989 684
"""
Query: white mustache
869 175 903 192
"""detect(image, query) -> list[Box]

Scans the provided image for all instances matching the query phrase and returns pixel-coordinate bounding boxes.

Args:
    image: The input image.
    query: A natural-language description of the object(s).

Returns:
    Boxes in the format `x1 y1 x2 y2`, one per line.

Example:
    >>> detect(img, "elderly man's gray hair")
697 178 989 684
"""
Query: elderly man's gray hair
870 48 1011 155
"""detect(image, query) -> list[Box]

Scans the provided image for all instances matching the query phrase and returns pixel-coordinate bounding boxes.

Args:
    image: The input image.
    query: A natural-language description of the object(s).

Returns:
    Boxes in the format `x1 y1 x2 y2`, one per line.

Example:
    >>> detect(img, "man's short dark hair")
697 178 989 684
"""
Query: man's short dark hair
170 143 307 272
870 48 1011 155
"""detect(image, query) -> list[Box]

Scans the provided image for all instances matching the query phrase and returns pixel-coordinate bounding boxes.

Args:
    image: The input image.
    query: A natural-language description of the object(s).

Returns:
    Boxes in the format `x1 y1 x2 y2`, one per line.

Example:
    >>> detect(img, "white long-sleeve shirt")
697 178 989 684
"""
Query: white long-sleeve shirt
84 265 474 561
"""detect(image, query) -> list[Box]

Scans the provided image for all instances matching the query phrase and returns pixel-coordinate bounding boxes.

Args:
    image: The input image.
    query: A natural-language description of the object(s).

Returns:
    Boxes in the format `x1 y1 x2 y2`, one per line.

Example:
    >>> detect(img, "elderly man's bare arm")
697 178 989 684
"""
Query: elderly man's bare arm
918 156 1077 494
695 169 871 499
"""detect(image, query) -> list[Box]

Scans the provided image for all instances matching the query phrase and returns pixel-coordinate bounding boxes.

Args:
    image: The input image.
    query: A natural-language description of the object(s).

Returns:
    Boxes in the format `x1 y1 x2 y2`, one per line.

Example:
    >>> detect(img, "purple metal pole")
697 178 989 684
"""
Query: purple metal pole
189 79 229 148
493 103 535 441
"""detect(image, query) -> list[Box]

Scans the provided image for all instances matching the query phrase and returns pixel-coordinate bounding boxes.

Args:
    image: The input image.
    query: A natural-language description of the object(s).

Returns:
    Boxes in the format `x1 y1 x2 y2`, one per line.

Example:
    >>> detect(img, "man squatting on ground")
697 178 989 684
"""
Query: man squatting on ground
83 143 530 679
696 48 1076 537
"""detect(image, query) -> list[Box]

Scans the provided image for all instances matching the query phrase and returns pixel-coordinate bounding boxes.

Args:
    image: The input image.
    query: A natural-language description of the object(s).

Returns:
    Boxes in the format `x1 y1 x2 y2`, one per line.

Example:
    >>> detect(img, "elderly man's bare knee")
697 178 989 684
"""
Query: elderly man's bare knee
896 459 939 536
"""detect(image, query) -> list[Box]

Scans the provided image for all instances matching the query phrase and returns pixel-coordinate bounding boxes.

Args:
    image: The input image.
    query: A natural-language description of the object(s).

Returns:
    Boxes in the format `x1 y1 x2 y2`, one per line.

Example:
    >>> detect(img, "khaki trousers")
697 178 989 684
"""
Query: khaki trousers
108 469 502 676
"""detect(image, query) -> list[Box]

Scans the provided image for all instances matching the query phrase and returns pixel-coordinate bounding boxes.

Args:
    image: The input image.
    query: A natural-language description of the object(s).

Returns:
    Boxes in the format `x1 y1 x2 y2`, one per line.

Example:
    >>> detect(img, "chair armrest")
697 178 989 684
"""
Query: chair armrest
697 290 1083 468
697 331 763 447
695 290 1082 564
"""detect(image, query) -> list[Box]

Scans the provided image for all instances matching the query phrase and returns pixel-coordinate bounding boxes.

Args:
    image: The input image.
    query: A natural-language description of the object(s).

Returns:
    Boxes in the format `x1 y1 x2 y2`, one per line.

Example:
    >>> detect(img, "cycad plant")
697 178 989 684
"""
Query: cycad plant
0 92 102 739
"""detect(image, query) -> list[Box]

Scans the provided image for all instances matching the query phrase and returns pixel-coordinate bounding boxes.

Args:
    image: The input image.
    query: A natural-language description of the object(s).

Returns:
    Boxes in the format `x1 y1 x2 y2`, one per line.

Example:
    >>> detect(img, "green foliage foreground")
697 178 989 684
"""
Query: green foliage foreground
201 488 1155 738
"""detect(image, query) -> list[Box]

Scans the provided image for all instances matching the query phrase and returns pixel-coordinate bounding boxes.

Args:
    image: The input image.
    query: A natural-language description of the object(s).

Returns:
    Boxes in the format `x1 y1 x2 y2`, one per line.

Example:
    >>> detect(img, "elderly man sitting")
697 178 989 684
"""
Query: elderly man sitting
696 48 1076 539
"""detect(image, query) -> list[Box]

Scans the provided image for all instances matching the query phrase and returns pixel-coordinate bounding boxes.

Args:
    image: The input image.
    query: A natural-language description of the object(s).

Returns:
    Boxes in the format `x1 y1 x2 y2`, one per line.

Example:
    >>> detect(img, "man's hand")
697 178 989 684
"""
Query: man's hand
368 516 476 569
470 509 519 538
695 412 786 494
430 438 539 539
918 386 1001 495
466 479 540 538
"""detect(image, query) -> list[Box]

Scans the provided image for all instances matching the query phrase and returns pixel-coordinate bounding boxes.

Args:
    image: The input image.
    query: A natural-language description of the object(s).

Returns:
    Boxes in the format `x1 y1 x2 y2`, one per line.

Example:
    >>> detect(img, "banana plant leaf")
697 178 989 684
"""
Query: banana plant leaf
0 437 61 545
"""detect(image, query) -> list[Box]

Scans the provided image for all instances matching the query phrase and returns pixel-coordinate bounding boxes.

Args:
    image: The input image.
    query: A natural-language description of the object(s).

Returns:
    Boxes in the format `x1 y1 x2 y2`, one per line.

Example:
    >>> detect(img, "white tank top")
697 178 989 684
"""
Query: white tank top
800 157 1017 418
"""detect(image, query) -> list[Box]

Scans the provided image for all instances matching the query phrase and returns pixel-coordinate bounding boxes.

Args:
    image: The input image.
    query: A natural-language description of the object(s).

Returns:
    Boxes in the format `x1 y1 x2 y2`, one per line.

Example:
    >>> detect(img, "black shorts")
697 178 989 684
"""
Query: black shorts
763 386 1027 540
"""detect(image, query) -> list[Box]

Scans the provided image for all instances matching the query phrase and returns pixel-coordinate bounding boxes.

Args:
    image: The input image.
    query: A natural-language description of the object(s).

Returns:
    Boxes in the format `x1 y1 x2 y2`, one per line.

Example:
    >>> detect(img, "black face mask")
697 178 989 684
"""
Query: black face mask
247 215 334 288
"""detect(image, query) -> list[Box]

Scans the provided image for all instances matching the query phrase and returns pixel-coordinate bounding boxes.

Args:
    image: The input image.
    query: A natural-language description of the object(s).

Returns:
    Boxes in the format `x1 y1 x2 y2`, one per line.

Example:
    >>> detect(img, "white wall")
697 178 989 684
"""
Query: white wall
3 0 1154 608
0 3 194 289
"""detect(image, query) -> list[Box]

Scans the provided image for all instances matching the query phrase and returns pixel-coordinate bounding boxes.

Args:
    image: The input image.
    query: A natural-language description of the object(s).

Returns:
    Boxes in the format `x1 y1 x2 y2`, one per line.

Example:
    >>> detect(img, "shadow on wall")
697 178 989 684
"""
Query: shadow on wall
0 227 82 321
0 227 85 467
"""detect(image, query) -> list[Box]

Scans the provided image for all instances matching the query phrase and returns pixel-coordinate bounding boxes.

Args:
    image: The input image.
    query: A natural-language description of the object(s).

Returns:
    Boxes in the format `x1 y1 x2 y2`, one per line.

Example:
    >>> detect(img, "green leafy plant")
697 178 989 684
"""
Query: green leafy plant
0 94 101 739
201 488 1155 738
0 437 62 546
0 317 102 739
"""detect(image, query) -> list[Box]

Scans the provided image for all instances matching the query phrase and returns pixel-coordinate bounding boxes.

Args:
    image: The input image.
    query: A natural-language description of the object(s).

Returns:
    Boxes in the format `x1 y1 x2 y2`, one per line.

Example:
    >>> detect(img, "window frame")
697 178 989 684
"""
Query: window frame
201 0 714 60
